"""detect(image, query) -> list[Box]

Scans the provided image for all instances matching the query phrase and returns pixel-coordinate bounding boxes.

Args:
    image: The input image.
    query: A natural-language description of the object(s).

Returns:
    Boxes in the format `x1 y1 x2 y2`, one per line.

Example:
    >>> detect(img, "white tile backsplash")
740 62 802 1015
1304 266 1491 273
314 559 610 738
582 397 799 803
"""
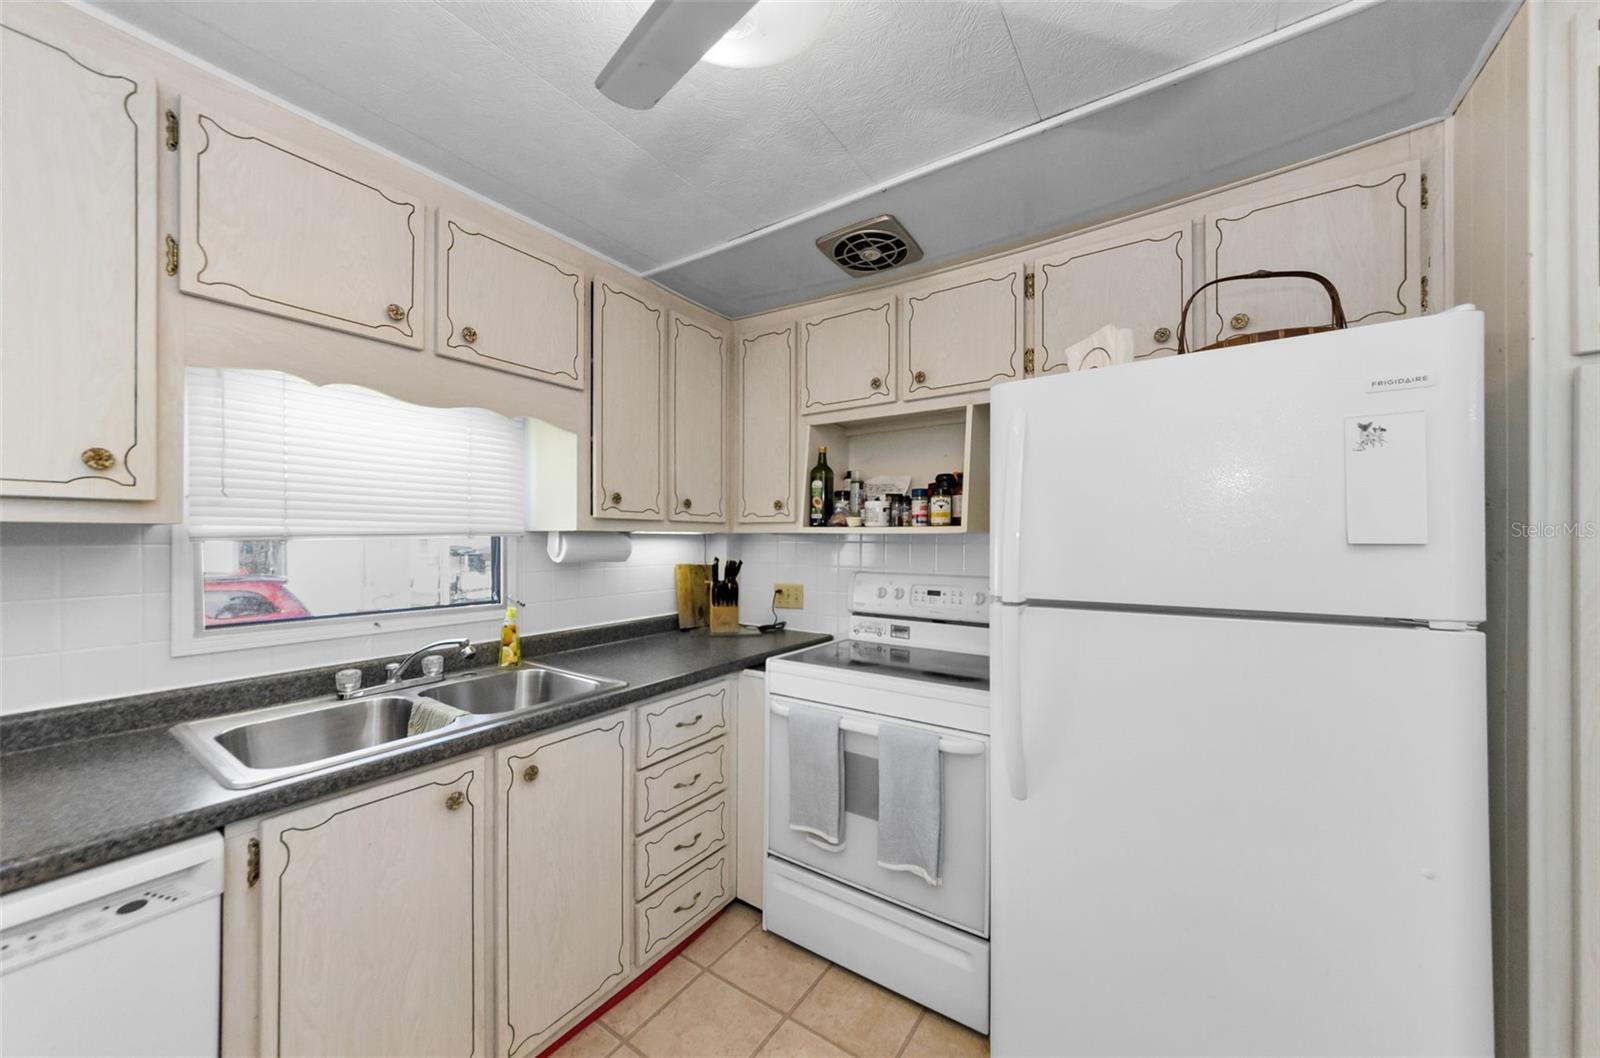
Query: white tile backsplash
727 532 989 634
0 526 708 715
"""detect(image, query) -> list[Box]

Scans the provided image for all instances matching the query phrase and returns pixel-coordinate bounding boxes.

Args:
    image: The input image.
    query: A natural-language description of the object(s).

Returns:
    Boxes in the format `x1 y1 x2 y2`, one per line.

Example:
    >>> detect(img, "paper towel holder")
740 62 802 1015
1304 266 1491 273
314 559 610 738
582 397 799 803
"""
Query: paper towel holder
547 531 633 564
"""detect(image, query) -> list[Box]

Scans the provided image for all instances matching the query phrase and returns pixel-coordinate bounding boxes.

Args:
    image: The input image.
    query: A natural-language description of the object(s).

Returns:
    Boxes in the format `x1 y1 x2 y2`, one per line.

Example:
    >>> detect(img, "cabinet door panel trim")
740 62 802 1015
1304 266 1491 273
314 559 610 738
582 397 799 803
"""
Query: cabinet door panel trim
184 105 422 345
0 25 155 495
1206 169 1414 342
501 719 629 1053
800 300 895 411
904 272 1023 393
441 217 583 386
670 316 725 520
639 685 728 764
1036 229 1188 370
594 281 664 518
273 766 480 1058
738 328 795 521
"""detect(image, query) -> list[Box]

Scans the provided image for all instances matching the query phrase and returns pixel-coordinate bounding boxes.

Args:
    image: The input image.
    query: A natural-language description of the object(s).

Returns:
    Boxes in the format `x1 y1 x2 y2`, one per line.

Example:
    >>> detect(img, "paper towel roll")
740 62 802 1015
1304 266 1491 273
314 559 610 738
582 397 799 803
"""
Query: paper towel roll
547 531 632 564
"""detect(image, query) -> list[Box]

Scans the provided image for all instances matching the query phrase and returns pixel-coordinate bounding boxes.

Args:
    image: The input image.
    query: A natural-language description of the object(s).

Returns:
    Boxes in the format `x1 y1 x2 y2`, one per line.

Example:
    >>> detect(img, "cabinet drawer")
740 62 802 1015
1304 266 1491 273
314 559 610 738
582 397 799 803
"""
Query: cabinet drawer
636 794 728 899
636 685 729 768
636 852 730 964
636 738 727 833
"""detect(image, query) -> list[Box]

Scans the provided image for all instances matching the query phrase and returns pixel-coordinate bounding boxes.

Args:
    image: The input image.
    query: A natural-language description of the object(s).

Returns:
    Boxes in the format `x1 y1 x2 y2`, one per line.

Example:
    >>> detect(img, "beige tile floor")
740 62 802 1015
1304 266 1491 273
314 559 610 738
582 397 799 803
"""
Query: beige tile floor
547 902 989 1058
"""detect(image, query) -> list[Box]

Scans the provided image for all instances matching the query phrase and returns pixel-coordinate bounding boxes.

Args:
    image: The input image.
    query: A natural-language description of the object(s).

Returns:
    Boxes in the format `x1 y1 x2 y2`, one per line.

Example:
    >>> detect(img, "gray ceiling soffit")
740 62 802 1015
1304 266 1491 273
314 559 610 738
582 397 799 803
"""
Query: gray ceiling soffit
655 0 1517 320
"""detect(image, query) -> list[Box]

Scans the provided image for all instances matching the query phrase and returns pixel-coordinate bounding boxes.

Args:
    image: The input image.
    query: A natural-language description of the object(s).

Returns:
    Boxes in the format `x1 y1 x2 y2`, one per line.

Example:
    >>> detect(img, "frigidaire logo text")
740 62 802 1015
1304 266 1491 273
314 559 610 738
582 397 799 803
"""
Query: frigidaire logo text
1371 374 1430 388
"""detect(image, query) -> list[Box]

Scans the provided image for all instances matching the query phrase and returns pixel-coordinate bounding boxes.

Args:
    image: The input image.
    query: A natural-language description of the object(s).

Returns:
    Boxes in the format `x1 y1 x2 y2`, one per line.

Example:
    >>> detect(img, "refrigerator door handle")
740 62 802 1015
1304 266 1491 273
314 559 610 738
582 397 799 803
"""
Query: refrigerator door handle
996 603 1028 801
998 412 1026 603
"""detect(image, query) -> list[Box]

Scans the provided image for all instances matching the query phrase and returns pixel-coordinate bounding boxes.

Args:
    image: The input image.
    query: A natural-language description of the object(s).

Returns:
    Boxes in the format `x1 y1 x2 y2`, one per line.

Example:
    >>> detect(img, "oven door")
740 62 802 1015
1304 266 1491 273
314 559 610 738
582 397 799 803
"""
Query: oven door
766 694 989 936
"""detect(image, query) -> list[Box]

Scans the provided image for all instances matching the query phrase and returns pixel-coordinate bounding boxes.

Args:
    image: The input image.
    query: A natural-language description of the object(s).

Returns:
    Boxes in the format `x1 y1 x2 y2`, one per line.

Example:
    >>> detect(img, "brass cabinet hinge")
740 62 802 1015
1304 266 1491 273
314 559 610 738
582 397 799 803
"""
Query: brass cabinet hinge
1419 173 1429 209
1420 274 1430 312
1023 348 1036 376
246 838 260 887
164 109 178 151
1023 272 1035 300
164 235 178 276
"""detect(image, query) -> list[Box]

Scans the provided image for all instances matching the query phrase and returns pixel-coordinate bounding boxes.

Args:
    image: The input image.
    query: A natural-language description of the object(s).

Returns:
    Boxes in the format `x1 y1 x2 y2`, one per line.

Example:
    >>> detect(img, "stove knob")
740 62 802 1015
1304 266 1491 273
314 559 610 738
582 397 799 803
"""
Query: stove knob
877 587 887 599
976 591 987 605
894 588 905 600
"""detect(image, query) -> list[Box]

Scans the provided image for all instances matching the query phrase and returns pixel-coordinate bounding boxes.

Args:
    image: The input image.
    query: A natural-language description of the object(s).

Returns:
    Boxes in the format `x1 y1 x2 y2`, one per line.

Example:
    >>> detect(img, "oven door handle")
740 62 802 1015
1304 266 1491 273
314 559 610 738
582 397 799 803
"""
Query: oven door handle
768 701 986 756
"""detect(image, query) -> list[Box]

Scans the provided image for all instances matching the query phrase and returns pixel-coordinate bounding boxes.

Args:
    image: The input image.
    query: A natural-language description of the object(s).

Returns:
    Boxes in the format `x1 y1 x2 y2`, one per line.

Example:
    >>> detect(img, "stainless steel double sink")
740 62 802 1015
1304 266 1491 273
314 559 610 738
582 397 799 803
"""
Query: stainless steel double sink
173 664 626 789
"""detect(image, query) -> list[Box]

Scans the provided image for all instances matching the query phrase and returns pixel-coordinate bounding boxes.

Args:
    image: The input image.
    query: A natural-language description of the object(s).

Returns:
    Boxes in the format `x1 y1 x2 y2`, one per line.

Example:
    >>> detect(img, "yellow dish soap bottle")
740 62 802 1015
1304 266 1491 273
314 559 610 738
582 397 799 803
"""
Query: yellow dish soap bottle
498 604 521 668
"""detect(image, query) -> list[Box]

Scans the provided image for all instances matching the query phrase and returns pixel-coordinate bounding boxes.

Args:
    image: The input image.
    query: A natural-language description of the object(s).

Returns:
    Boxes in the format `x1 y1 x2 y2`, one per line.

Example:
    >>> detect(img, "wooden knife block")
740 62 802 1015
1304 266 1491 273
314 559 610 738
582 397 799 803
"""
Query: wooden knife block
708 600 741 636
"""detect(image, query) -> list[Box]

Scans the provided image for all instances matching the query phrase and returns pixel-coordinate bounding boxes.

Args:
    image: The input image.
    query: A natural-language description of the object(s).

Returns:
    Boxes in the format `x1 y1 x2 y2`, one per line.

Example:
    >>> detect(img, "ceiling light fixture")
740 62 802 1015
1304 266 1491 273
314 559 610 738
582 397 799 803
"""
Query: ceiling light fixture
595 0 758 110
702 1 835 69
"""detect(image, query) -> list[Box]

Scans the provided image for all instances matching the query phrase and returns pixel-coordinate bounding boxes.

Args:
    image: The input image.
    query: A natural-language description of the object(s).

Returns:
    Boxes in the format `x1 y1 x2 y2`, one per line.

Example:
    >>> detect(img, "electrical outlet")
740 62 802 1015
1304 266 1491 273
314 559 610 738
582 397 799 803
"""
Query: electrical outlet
772 583 804 609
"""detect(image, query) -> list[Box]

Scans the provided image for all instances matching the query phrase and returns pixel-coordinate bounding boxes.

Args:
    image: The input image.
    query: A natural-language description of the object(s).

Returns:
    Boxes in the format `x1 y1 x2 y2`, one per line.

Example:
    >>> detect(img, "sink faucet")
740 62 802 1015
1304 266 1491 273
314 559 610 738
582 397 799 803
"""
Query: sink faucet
386 638 476 684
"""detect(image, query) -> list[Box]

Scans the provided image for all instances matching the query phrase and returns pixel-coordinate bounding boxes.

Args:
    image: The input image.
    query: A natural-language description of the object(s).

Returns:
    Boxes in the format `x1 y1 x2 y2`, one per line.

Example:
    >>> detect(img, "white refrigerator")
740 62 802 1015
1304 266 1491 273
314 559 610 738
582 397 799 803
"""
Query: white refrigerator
988 309 1494 1057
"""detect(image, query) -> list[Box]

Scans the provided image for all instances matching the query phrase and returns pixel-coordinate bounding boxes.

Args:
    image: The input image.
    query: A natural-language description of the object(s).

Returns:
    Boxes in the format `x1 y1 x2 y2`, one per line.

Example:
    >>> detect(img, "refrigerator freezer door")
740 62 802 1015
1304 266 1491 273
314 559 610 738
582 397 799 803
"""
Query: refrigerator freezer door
989 310 1485 623
990 605 1492 1057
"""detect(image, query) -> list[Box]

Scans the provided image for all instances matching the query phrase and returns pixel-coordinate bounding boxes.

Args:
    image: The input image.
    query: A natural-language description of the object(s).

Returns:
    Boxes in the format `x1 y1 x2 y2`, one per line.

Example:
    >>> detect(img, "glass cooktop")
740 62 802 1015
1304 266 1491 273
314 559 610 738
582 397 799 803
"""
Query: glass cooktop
788 639 990 691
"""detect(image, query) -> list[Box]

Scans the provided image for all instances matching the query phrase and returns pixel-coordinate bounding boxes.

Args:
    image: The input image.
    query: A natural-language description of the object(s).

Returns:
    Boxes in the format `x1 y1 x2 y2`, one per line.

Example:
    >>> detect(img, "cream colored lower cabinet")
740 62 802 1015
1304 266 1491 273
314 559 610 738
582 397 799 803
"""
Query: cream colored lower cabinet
223 686 743 1058
496 713 632 1058
223 759 488 1058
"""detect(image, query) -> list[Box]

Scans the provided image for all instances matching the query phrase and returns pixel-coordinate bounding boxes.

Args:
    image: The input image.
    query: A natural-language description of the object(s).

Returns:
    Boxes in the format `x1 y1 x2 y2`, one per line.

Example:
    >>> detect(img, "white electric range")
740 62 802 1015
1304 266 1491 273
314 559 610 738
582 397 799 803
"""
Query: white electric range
763 572 991 1033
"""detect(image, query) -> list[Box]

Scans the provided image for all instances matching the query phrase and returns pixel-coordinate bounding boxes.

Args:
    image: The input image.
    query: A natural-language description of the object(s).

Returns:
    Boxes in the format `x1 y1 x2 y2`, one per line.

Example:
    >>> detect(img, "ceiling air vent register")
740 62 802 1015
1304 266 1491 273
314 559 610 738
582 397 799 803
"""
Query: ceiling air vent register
817 214 924 276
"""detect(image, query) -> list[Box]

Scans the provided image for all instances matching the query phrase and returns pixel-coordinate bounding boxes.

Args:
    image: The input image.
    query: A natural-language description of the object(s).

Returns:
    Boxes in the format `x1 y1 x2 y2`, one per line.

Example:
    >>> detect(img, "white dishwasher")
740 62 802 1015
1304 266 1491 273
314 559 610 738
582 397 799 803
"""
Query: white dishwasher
1 832 223 1058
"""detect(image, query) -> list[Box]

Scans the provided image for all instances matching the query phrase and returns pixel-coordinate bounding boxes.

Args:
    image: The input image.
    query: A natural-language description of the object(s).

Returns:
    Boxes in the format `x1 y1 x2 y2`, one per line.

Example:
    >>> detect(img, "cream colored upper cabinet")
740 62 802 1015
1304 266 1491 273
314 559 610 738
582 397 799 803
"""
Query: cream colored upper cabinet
177 98 425 348
438 214 585 388
667 312 727 523
798 294 896 414
1 23 157 500
592 279 665 519
1200 162 1422 347
900 257 1026 397
497 714 631 1058
1032 222 1192 371
737 326 797 524
256 760 486 1058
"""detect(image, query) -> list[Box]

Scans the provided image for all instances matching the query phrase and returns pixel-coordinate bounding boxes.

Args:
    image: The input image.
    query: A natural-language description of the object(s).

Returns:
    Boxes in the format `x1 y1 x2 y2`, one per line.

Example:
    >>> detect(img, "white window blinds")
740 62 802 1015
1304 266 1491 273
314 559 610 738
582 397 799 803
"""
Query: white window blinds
185 368 526 538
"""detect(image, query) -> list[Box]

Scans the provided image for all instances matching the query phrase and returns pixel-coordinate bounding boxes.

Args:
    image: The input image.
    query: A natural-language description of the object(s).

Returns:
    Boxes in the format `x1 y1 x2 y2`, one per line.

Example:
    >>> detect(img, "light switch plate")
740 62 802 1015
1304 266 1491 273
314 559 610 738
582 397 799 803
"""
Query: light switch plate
773 583 804 609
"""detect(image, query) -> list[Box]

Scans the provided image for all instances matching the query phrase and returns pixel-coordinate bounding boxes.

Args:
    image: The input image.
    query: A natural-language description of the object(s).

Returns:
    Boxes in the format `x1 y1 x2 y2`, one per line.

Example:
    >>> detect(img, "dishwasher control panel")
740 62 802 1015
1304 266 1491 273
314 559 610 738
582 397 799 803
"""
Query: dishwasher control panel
0 859 220 974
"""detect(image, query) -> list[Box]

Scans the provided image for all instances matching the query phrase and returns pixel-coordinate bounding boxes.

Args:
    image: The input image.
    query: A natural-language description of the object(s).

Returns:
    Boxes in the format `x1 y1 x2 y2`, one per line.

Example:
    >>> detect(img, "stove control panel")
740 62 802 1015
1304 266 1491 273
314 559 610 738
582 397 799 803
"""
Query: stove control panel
850 572 990 625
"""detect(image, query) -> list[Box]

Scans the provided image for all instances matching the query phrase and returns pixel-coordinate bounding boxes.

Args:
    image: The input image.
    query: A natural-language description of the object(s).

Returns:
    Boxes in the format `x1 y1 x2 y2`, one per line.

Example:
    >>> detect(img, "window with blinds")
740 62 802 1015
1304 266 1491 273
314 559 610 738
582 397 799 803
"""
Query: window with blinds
183 368 526 631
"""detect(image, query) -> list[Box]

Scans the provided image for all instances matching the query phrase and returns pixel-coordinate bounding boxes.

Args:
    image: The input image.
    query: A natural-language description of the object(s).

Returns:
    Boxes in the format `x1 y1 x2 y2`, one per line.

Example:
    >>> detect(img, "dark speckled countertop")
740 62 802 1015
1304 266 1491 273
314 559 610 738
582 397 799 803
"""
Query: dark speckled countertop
0 626 828 894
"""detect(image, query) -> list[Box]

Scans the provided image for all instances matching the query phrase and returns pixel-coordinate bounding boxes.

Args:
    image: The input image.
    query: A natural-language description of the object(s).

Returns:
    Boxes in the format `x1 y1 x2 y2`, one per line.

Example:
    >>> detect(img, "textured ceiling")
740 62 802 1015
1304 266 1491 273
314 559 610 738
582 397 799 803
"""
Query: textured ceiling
94 0 1512 317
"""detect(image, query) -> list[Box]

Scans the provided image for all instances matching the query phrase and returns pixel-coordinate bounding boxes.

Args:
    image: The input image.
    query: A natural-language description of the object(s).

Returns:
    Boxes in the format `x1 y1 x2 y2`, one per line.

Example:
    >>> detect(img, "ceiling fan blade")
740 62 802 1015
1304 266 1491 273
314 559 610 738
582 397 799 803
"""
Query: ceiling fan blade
595 0 757 110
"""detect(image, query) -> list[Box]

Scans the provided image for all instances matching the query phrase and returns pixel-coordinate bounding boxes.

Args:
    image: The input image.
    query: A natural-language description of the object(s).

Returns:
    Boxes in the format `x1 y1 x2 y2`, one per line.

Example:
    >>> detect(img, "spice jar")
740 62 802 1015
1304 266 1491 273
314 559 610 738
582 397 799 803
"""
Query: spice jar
929 479 953 526
864 499 889 527
827 490 852 526
910 488 930 527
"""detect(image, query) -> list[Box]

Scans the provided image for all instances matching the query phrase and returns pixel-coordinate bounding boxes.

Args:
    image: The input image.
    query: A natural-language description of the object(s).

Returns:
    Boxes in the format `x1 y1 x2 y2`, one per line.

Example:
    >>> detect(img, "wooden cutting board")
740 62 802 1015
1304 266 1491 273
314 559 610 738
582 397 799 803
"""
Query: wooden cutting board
674 564 710 630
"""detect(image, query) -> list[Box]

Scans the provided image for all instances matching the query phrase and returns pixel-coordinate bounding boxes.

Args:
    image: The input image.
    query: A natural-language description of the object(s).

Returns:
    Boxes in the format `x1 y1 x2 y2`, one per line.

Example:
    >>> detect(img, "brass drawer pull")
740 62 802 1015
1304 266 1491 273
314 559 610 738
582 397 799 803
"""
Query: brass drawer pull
80 447 116 471
386 303 406 322
610 491 622 505
682 497 693 510
445 791 465 811
672 772 702 790
1230 312 1250 331
672 832 703 852
869 376 882 390
1153 326 1172 343
772 499 784 512
912 370 927 384
461 325 478 344
523 764 539 783
674 713 703 729
672 891 703 914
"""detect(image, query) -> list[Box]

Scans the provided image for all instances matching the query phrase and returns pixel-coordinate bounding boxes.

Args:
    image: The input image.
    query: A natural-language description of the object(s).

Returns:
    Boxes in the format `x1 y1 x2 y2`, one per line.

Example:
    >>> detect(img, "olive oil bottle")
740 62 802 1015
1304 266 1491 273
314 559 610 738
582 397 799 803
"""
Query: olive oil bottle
808 446 834 527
